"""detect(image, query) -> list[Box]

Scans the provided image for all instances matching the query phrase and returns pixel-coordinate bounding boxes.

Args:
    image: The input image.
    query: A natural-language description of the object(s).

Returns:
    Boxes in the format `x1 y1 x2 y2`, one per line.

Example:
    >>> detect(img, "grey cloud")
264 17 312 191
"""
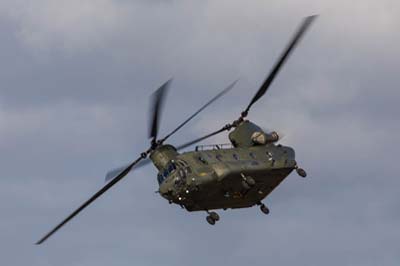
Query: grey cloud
1 0 399 266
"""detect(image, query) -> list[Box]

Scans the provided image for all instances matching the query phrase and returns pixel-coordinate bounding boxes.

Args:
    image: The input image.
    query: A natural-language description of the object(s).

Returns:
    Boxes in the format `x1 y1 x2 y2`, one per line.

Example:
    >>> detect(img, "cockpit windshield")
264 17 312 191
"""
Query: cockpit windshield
157 161 176 185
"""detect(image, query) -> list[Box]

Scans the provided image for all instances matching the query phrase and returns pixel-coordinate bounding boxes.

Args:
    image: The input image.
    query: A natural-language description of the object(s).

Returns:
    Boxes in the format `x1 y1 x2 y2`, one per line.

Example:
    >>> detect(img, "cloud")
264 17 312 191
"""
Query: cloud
0 0 128 51
0 0 399 266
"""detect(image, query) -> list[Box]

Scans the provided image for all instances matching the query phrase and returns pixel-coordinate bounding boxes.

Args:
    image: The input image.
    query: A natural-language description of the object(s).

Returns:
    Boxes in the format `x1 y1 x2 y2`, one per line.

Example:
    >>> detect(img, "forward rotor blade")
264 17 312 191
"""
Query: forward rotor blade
105 164 130 183
161 79 238 143
244 15 317 115
105 159 151 183
36 156 144 245
149 79 172 142
176 126 231 151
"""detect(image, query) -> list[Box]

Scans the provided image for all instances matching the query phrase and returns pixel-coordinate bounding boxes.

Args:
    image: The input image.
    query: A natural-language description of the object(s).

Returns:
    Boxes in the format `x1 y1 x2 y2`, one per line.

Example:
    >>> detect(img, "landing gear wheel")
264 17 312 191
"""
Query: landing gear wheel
296 168 307 178
260 204 270 215
209 212 220 222
206 215 216 225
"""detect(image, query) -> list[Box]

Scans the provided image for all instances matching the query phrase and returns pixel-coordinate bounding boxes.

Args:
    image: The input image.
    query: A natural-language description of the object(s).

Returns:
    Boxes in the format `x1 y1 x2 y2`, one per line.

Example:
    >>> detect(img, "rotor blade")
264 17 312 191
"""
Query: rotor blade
176 126 231 151
105 159 151 183
161 79 238 143
244 15 317 115
105 164 129 183
149 79 172 142
36 155 144 245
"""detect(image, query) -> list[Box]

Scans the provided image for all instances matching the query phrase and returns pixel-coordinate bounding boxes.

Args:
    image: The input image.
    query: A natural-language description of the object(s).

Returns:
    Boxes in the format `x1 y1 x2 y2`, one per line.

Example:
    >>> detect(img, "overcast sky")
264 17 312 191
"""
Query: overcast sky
1 1 399 265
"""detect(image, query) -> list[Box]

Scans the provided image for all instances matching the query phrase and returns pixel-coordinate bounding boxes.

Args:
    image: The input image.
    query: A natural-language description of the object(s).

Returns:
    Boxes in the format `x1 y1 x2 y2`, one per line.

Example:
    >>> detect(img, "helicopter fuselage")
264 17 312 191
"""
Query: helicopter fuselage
155 143 296 211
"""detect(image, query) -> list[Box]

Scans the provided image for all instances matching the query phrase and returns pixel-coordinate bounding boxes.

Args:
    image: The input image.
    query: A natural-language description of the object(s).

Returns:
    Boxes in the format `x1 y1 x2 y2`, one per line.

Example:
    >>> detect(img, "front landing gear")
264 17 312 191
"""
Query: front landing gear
206 211 220 225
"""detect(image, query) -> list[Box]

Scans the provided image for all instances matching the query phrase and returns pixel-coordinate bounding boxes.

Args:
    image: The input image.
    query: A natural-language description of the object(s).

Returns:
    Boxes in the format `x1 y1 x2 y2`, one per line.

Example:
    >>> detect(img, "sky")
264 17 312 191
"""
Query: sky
0 0 399 265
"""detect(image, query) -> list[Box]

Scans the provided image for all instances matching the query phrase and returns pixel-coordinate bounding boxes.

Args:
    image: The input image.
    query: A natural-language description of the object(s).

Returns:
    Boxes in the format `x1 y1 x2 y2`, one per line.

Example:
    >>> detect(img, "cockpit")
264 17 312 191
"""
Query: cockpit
157 159 193 186
157 161 177 185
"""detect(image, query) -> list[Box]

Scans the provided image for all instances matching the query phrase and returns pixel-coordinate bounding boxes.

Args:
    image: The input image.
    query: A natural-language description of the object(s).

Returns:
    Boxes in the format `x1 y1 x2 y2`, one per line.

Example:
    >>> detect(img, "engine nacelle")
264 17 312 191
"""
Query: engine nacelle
251 131 279 145
229 120 279 147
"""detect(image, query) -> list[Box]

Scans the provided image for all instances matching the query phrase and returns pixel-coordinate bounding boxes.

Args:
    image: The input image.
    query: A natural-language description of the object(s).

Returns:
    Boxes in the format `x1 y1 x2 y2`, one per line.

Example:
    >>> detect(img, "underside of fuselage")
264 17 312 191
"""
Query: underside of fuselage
185 167 294 211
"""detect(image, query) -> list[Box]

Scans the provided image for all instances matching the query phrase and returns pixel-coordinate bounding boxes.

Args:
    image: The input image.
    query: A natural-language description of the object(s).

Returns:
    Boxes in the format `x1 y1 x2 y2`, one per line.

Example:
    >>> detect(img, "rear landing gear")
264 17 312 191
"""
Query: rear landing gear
206 211 220 225
206 215 216 225
296 167 307 178
260 204 270 215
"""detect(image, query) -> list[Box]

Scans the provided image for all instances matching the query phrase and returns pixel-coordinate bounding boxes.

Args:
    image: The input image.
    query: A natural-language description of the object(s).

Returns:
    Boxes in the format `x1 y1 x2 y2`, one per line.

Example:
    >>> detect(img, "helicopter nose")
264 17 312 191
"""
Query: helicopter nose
159 182 170 196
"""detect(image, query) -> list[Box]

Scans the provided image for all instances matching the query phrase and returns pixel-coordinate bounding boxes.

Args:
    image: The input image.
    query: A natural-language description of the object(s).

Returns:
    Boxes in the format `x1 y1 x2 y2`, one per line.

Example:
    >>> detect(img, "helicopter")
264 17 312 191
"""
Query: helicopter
36 15 317 244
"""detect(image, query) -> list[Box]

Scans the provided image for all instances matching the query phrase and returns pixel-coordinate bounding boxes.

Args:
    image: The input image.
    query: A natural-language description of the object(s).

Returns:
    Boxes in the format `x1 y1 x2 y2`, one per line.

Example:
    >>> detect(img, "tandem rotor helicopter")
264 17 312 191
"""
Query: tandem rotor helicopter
36 15 317 244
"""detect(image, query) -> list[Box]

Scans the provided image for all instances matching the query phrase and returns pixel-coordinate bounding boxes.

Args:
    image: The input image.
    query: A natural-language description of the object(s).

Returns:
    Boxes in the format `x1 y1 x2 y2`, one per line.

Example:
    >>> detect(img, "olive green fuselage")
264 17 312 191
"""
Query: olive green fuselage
154 143 296 212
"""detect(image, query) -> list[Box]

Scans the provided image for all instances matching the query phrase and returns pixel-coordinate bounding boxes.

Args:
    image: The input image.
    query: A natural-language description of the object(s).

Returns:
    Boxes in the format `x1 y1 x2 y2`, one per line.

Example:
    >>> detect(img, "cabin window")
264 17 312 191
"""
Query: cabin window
233 154 239 160
198 156 208 165
249 152 256 159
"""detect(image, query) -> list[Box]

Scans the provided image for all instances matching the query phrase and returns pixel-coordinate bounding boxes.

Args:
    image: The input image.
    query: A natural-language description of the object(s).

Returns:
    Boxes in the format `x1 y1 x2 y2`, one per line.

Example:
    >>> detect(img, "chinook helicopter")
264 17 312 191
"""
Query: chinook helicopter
36 15 317 244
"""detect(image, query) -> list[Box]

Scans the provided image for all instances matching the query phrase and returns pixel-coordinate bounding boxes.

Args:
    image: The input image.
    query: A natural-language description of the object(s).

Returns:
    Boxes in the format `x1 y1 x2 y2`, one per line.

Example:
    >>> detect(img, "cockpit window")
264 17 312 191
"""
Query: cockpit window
179 169 186 178
168 163 176 173
157 173 163 184
176 159 192 175
185 166 192 174
158 161 177 185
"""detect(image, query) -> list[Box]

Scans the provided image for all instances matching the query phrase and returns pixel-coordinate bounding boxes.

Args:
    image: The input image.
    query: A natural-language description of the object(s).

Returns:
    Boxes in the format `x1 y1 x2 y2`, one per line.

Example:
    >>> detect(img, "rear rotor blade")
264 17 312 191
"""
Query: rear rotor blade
149 79 172 143
176 125 231 151
243 15 317 116
36 156 144 245
161 79 238 143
